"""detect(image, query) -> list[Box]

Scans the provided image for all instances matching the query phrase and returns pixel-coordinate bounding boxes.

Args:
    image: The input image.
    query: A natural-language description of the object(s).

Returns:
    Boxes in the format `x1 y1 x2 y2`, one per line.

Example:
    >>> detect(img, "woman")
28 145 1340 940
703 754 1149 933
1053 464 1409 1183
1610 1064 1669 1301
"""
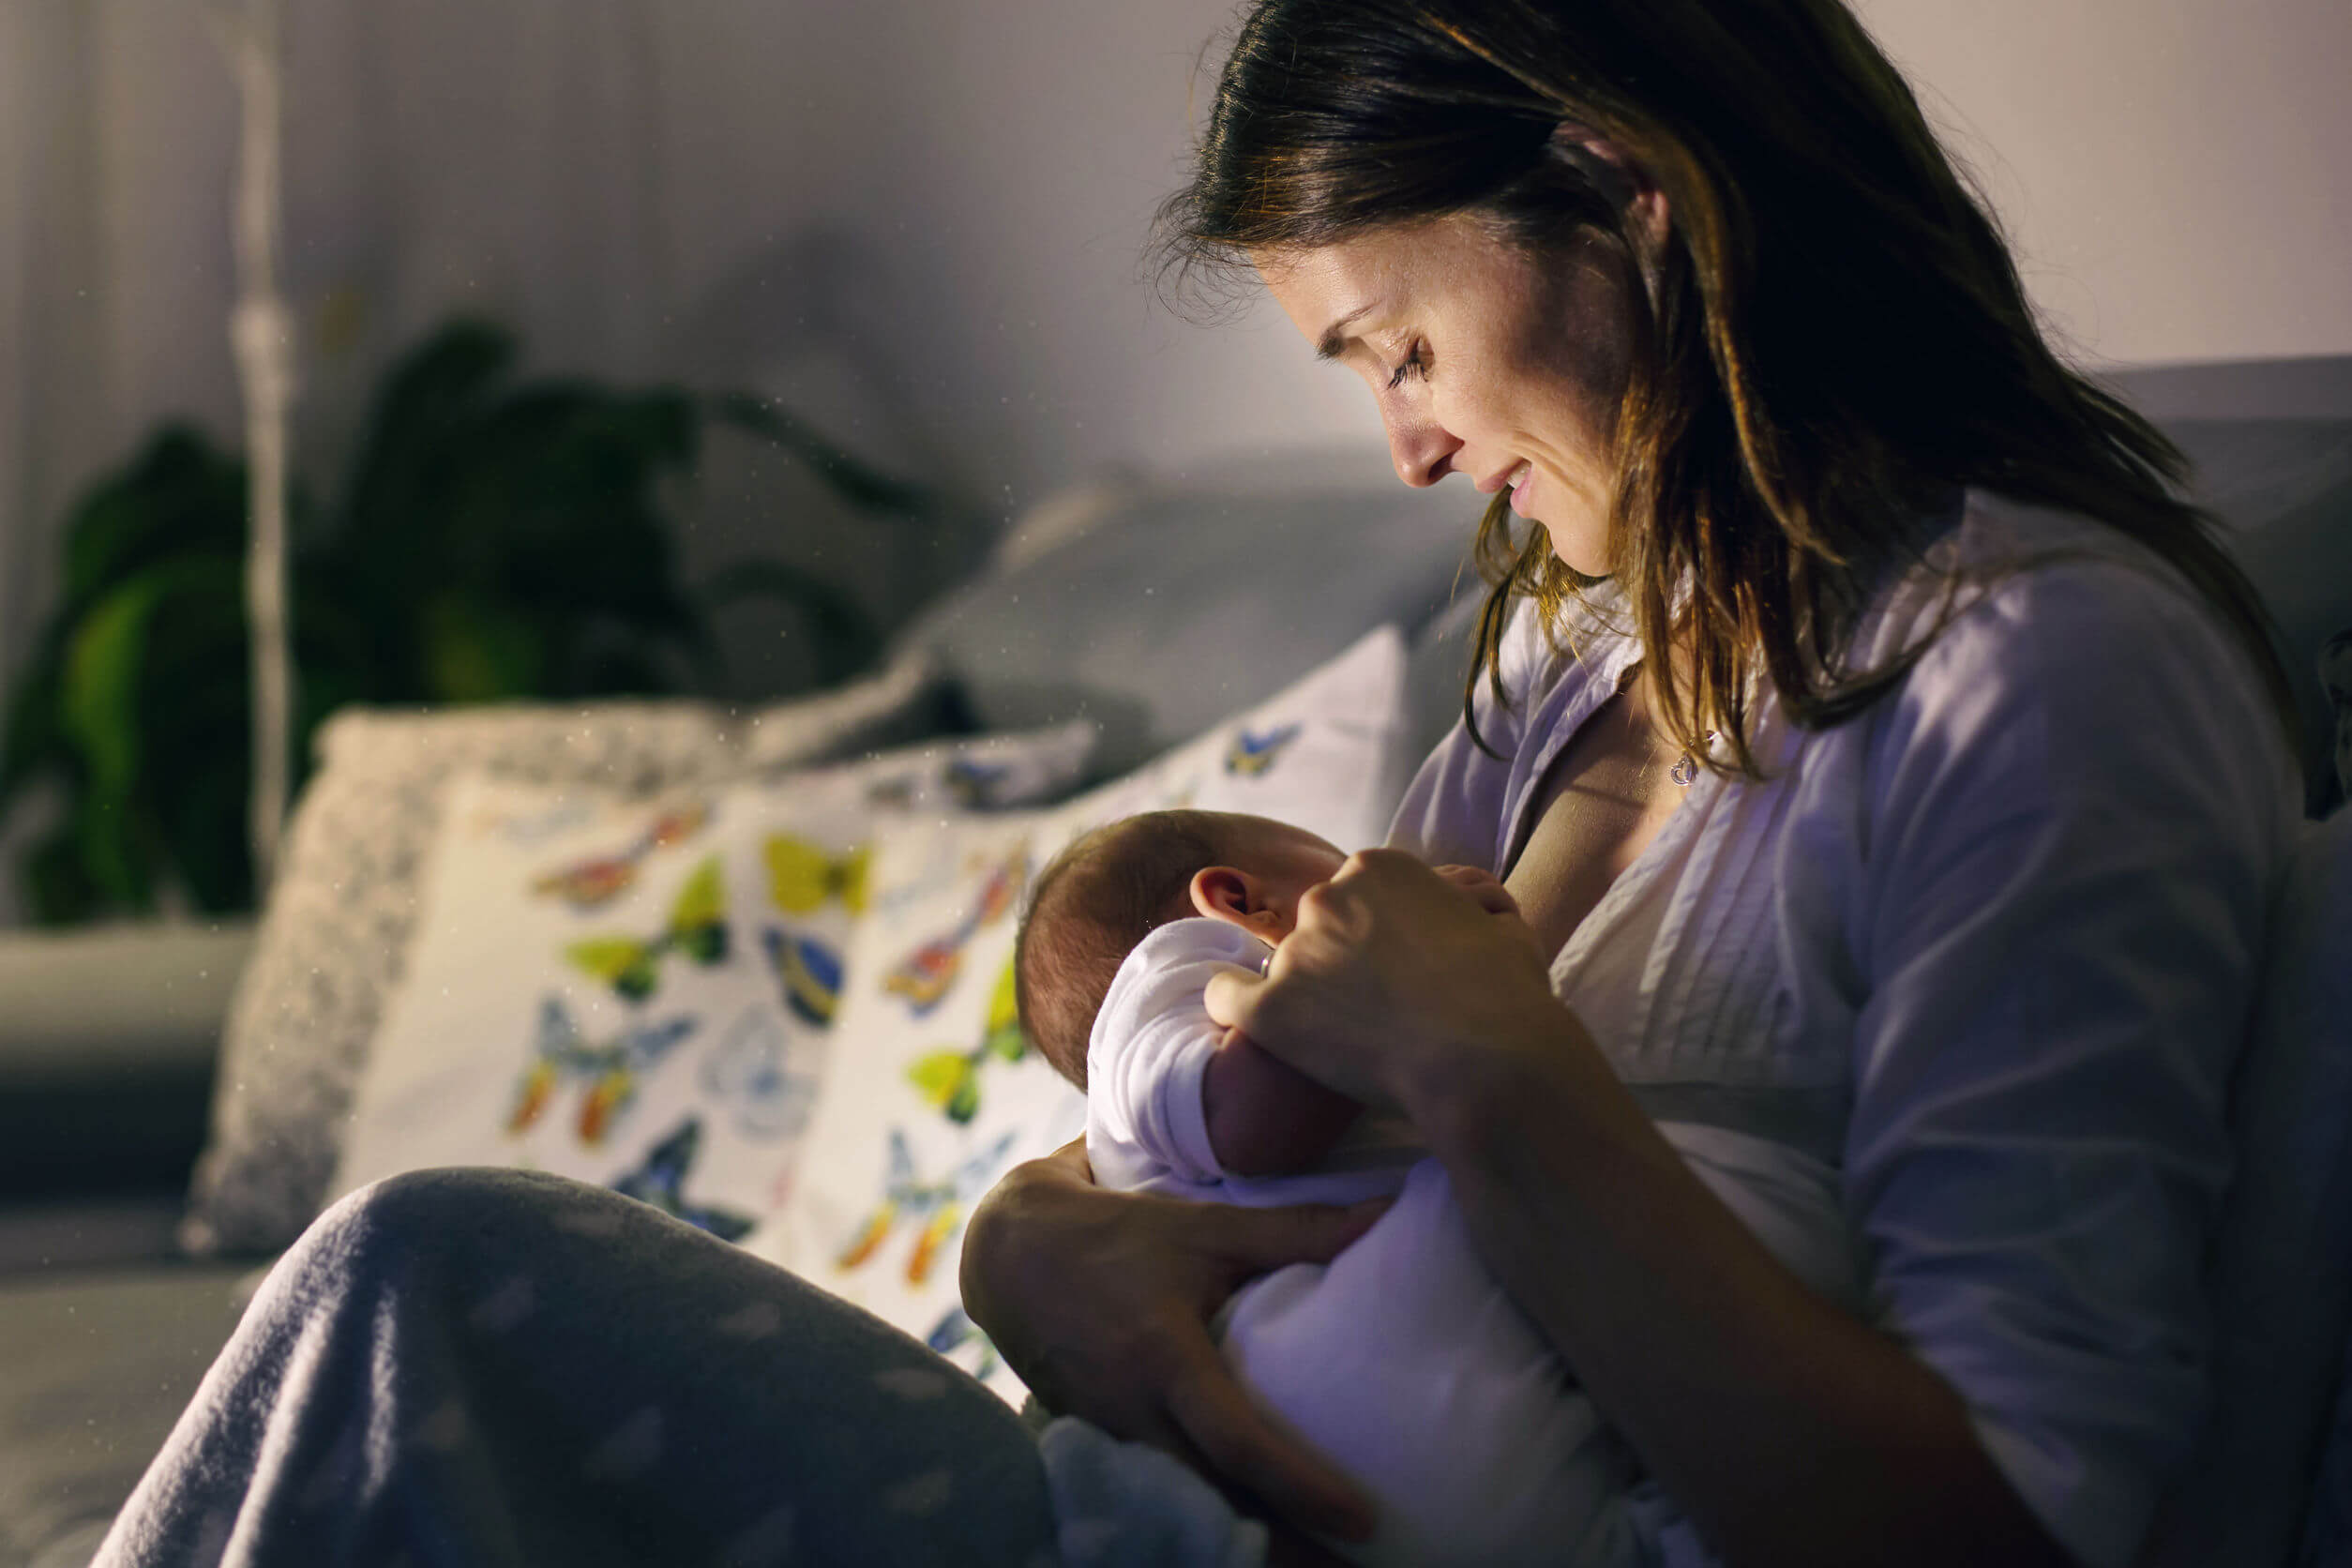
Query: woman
963 0 2301 1564
98 2 2301 1565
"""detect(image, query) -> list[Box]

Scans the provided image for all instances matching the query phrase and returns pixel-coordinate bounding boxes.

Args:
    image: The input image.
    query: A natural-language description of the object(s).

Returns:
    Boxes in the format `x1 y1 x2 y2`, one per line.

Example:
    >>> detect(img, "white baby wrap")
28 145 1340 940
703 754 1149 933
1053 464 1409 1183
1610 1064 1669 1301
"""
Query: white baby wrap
1085 918 1862 1567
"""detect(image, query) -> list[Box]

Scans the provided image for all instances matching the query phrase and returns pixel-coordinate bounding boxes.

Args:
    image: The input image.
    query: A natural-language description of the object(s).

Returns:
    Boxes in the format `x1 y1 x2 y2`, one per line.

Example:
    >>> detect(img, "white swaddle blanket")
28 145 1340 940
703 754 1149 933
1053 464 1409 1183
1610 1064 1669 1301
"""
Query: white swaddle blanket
1082 919 1864 1567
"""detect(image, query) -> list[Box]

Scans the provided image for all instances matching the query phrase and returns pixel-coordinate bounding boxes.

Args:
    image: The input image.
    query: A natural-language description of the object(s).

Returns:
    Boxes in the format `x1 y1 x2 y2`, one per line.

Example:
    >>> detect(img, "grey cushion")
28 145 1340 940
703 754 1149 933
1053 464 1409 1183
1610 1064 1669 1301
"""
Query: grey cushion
893 471 1484 778
0 1264 249 1567
2164 418 2352 812
2137 808 2352 1564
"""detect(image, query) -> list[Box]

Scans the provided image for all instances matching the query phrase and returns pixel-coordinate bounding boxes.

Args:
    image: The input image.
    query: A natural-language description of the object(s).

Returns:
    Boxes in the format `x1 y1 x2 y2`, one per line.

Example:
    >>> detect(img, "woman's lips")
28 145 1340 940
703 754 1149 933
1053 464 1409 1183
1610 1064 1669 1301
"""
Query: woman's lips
1507 460 1536 519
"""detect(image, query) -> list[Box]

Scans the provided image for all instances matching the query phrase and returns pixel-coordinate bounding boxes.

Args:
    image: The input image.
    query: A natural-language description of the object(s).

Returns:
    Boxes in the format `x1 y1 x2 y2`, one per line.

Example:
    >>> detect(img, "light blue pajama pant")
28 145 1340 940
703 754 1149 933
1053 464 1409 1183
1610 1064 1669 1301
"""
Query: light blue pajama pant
91 1168 1063 1568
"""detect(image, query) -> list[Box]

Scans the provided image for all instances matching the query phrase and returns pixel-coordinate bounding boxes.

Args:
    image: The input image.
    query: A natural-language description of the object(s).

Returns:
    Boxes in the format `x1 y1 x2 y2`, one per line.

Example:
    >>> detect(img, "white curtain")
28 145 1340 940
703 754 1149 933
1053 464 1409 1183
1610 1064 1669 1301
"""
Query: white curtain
0 0 694 925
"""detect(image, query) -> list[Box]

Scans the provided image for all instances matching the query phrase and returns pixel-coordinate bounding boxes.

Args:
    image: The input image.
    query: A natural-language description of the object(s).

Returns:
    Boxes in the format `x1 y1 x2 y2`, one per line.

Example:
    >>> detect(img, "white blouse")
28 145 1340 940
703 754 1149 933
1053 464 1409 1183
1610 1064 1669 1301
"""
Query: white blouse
1386 490 2302 1568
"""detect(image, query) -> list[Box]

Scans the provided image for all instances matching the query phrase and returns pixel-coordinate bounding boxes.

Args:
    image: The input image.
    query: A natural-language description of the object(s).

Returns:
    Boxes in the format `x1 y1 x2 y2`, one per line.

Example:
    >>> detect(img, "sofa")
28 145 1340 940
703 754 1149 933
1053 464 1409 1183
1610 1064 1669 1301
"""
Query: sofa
0 358 2345 1568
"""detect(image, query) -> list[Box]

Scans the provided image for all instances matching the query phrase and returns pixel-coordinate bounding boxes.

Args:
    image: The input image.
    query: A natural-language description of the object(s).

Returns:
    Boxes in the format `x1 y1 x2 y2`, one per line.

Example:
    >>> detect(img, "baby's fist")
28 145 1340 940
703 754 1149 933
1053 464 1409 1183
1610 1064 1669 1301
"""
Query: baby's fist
1433 863 1518 917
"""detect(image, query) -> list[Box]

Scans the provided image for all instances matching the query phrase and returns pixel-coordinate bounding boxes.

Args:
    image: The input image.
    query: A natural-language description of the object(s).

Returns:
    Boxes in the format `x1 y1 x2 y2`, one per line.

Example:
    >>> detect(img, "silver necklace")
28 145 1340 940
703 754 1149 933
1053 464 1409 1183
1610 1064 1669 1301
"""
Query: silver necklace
1669 732 1718 788
1624 660 1715 788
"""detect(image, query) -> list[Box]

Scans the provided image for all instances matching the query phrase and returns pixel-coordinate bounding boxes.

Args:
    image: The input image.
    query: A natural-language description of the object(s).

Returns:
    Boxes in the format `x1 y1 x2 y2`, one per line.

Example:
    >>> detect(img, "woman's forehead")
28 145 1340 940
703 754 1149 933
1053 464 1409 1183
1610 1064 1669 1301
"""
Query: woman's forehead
1257 219 1502 343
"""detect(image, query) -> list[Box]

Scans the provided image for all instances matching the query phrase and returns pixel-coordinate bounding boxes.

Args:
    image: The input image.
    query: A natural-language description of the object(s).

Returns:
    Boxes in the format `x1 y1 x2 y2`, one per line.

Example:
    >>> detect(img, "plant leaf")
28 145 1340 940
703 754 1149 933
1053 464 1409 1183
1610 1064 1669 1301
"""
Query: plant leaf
23 824 101 927
419 591 547 701
708 392 936 516
56 558 241 911
336 318 517 590
61 427 245 611
0 624 69 810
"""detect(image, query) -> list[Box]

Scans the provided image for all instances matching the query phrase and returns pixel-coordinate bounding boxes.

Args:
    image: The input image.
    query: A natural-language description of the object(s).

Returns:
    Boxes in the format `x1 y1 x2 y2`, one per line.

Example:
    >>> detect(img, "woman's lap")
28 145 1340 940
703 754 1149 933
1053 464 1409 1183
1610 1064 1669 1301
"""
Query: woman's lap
93 1167 1060 1568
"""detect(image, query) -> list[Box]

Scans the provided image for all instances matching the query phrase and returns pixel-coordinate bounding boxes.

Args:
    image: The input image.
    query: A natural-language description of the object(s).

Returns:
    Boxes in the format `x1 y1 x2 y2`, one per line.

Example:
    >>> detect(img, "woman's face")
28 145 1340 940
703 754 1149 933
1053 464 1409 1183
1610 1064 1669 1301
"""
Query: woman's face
1259 211 1637 575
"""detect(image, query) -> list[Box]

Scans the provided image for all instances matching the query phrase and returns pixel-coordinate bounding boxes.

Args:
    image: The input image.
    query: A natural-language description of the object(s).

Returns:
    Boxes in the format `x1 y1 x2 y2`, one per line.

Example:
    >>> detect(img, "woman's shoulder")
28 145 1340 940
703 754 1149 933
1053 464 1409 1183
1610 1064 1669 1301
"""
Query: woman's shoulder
1862 490 2247 681
1846 488 2301 849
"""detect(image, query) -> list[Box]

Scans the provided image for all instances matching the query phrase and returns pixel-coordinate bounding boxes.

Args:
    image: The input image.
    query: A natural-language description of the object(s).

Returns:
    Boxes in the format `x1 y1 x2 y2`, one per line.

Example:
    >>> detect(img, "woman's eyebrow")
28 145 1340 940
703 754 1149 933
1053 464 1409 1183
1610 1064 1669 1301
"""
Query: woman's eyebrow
1315 301 1381 361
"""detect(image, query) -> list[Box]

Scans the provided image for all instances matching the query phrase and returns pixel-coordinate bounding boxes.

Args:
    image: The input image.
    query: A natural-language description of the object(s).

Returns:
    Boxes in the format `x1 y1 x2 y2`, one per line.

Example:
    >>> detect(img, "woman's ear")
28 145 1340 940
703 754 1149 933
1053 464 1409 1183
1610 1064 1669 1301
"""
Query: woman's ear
1550 122 1669 258
1189 867 1273 934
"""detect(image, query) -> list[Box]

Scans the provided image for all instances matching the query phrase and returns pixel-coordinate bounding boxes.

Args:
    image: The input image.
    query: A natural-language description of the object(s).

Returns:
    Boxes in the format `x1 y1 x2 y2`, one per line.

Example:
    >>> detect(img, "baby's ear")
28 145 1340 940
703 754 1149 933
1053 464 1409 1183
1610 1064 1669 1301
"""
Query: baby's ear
1189 867 1259 930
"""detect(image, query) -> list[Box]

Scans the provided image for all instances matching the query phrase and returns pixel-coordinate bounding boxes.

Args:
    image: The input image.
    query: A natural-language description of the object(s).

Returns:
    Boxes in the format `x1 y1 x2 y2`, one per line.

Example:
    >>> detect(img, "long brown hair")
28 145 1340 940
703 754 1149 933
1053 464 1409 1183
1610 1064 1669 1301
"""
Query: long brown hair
1154 0 2299 776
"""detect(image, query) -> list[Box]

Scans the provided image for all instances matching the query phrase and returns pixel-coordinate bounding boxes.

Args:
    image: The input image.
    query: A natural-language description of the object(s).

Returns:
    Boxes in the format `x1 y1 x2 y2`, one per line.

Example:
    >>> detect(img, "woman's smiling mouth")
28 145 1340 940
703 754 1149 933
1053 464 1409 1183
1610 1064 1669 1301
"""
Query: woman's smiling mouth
1505 460 1536 517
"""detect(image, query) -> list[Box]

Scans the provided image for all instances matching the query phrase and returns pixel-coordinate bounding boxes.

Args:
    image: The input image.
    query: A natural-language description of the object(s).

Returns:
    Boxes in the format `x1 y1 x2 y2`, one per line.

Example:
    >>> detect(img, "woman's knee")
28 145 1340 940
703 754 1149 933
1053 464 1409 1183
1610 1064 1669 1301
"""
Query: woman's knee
281 1166 581 1288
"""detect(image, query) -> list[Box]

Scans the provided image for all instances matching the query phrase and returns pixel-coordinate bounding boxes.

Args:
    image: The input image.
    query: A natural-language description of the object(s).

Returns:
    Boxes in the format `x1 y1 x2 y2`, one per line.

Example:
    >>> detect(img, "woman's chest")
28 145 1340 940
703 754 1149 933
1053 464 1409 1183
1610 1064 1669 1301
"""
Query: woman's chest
1501 677 1687 960
1484 664 1852 1149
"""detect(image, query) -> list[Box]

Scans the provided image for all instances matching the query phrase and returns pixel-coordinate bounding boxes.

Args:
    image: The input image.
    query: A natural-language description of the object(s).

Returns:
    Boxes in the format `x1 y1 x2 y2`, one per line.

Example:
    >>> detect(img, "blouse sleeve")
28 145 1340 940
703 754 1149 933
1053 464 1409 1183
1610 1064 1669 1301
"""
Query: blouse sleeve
1386 600 1545 871
1838 554 2298 1568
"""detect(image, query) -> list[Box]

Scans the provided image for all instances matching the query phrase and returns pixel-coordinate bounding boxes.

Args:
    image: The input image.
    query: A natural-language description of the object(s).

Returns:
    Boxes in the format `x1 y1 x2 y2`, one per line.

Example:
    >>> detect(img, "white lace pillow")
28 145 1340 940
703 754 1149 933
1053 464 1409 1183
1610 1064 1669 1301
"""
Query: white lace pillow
180 659 942 1258
749 626 1412 1404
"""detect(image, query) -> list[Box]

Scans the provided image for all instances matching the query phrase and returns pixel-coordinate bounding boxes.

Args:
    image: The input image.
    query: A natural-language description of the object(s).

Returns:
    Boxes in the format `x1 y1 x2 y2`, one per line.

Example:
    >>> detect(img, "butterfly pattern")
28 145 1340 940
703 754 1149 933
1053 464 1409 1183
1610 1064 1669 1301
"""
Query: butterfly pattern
905 958 1030 1124
761 927 844 1028
564 856 729 1003
863 774 920 810
882 851 1024 1016
698 1006 816 1143
836 1127 1018 1285
1224 721 1303 777
530 803 712 910
942 758 1012 810
765 835 869 916
925 1303 1000 1382
506 997 698 1147
610 1116 757 1242
475 797 596 847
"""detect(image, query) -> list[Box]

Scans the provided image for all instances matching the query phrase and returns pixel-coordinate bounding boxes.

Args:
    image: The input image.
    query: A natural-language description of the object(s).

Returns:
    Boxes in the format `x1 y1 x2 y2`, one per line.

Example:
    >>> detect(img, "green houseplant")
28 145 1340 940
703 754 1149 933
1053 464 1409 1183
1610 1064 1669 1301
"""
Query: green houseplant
0 316 936 926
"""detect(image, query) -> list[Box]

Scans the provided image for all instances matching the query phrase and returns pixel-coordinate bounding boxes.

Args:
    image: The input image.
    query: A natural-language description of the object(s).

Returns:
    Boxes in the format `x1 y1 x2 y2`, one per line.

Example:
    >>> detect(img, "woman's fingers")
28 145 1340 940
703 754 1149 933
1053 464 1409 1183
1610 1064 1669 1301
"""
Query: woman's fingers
1152 1198 1389 1539
1208 1193 1394 1274
1161 1333 1378 1542
963 1153 1395 1525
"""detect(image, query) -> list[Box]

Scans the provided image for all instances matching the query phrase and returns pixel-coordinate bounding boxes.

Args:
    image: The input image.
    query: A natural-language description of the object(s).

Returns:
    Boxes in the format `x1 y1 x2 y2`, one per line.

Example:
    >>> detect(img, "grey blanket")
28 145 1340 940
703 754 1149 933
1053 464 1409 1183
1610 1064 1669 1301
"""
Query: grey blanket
91 1168 1063 1568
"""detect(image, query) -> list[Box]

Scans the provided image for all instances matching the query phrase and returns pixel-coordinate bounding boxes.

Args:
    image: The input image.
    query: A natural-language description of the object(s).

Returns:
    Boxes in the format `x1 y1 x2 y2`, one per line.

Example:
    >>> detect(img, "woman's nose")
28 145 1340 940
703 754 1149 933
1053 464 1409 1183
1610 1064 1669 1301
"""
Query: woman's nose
1384 407 1461 489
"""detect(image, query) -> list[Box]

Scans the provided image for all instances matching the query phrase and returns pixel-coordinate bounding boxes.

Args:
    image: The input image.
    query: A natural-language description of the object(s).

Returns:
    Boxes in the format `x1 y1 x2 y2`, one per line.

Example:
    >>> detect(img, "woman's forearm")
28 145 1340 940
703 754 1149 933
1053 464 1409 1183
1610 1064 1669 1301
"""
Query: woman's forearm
1416 1020 2075 1568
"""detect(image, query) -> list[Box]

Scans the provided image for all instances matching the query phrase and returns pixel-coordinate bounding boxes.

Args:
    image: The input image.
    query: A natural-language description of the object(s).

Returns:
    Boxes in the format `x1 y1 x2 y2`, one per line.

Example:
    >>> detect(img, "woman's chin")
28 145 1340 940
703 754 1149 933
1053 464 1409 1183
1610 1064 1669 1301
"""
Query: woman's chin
1543 532 1610 579
1524 502 1609 579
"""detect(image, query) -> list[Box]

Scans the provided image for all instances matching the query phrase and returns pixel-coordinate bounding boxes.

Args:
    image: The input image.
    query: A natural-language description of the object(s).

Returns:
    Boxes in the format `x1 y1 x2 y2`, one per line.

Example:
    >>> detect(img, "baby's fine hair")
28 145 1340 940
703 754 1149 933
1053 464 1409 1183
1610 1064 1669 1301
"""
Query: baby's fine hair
1014 809 1234 1088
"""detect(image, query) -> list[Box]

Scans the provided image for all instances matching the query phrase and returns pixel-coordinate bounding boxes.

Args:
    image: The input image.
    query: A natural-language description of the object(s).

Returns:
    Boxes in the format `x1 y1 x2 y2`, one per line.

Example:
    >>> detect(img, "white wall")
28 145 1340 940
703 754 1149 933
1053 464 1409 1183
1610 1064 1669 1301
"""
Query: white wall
1848 0 2352 367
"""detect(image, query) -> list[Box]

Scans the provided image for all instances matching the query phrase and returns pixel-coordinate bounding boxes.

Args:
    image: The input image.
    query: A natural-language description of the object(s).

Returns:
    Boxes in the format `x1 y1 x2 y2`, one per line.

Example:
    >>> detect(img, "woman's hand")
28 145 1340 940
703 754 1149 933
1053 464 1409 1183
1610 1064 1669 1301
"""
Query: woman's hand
1204 849 1561 1118
960 1137 1388 1544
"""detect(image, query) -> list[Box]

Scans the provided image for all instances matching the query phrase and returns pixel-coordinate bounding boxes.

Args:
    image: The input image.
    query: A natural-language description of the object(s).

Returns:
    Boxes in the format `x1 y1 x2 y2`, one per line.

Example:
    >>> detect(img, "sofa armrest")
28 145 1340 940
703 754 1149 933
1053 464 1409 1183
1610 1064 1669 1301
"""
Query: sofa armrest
0 921 254 1200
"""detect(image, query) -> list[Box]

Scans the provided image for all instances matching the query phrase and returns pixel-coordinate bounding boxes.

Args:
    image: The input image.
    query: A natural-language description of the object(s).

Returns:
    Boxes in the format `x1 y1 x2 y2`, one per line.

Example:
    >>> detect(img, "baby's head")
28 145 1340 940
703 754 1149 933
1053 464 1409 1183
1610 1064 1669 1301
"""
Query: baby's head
1014 809 1347 1088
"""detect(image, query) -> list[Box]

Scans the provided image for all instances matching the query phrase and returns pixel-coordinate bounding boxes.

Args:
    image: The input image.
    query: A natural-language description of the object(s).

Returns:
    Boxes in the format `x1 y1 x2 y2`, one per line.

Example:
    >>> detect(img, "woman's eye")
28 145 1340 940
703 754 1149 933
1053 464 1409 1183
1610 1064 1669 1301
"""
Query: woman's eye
1384 343 1428 391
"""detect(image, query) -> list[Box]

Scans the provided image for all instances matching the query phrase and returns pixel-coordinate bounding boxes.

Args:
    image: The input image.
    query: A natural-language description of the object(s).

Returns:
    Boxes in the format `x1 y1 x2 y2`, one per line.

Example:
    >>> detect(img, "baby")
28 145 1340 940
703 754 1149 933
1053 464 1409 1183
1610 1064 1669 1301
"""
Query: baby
1016 807 1867 1567
1017 809 1629 1566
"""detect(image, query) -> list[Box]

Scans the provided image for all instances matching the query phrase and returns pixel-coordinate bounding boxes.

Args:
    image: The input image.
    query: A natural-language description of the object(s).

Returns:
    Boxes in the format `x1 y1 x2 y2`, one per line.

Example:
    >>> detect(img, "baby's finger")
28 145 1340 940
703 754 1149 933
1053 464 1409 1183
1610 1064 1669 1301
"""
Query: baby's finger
1435 865 1519 916
1163 1336 1377 1542
1463 881 1522 917
1202 964 1266 1033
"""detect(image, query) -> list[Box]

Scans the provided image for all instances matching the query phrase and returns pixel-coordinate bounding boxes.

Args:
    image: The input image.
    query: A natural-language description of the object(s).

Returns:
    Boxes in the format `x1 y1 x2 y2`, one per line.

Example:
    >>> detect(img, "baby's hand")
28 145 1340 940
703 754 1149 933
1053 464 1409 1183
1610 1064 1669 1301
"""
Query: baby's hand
1432 863 1520 919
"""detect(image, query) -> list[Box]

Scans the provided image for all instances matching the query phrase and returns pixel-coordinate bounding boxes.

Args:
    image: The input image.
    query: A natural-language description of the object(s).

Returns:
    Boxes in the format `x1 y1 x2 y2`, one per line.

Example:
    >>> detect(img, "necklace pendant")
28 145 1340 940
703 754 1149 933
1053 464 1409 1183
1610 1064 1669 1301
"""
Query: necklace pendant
1669 731 1718 789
